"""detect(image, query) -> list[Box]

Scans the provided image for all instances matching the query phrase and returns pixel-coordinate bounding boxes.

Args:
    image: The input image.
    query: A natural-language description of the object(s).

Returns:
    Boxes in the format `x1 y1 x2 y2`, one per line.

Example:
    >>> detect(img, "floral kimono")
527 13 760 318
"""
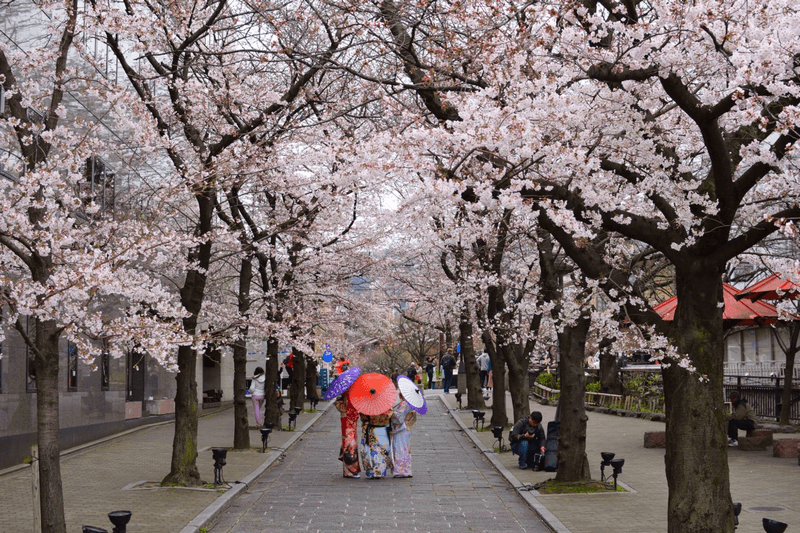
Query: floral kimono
359 410 394 478
334 394 361 478
390 400 417 477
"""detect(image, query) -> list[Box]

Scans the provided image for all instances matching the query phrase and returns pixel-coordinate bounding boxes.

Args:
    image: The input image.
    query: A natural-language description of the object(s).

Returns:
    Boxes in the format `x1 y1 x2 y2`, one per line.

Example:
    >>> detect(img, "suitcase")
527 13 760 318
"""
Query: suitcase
543 420 559 472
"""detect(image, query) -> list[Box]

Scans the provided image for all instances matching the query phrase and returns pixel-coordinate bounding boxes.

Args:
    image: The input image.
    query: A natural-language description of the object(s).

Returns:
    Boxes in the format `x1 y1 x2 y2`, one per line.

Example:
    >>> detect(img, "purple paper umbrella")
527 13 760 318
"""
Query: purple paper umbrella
322 366 362 401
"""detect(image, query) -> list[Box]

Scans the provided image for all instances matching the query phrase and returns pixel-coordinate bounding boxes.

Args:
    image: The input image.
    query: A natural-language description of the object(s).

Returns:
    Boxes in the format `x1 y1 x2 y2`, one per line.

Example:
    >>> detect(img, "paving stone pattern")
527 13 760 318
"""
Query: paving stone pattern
207 400 551 533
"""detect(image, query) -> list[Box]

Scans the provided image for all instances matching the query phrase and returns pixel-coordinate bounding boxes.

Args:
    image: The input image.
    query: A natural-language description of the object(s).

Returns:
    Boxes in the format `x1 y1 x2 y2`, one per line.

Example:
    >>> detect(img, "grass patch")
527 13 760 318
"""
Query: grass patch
533 480 626 494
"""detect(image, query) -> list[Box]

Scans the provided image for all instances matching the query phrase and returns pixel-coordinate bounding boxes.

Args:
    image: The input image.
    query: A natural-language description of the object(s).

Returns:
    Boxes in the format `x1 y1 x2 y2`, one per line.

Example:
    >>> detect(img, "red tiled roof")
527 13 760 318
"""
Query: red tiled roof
737 274 800 302
653 283 781 326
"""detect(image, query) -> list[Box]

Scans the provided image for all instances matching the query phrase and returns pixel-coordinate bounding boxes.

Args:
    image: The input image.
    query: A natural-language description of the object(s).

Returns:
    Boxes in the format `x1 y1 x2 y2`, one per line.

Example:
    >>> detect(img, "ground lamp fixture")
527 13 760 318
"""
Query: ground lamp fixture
260 425 273 452
310 398 319 410
454 392 463 409
600 452 615 482
471 410 486 430
82 526 107 533
108 510 132 533
491 426 507 452
287 408 300 429
762 518 788 533
609 458 624 490
212 448 227 487
733 502 741 527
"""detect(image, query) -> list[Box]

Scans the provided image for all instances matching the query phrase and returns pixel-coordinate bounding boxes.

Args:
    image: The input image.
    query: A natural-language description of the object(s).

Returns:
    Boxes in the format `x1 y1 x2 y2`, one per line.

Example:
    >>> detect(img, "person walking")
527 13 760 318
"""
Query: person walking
727 390 757 446
359 409 394 479
406 361 418 383
440 350 456 394
476 351 490 389
249 367 266 426
391 392 417 478
334 392 361 478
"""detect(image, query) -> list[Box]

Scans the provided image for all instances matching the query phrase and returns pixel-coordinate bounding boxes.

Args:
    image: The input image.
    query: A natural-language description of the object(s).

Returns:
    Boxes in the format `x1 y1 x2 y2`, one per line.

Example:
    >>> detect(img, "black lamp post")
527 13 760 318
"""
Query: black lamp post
454 392 463 409
212 448 227 487
260 426 273 452
287 410 299 429
471 410 485 430
310 398 319 410
762 518 788 533
609 458 624 490
600 452 615 482
107 510 132 533
491 426 506 452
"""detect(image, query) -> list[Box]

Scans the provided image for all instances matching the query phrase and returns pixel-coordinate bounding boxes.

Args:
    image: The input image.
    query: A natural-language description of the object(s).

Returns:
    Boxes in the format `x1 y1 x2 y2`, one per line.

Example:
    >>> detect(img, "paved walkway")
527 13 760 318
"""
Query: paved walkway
0 389 797 532
207 398 549 533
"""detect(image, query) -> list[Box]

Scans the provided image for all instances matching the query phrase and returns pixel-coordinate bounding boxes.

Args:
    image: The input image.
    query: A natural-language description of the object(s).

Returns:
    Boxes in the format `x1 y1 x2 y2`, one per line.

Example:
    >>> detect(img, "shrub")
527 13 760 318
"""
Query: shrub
536 372 560 389
585 381 602 393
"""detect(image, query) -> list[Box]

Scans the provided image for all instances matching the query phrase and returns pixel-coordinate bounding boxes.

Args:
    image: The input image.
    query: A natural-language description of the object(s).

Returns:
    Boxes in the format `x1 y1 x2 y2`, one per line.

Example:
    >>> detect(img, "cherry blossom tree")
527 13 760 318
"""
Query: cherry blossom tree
0 2 189 530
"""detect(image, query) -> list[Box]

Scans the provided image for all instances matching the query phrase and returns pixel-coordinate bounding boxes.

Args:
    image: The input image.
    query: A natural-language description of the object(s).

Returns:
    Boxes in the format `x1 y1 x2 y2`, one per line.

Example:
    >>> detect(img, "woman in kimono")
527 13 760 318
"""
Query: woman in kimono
390 392 417 478
334 392 361 478
359 409 394 479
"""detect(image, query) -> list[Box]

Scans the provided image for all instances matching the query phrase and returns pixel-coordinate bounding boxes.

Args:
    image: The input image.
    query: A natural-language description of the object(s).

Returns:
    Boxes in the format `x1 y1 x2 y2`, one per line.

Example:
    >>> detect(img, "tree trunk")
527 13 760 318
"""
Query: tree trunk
554 314 591 482
163 344 200 486
263 336 282 428
459 308 484 409
289 347 306 411
599 350 622 395
33 319 67 533
231 338 250 448
664 269 733 533
506 343 530 427
482 331 508 428
778 322 799 426
163 192 213 486
305 356 319 401
232 256 253 449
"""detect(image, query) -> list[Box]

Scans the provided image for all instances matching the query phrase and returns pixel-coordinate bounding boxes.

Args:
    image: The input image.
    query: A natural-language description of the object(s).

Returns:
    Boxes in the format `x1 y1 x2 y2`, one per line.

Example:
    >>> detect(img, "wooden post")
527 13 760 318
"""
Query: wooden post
31 445 41 533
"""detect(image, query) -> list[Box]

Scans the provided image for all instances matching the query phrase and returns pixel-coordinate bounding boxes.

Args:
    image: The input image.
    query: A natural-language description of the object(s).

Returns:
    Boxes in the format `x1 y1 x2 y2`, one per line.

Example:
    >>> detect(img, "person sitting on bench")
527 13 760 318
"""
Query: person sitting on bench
509 411 546 470
727 391 756 447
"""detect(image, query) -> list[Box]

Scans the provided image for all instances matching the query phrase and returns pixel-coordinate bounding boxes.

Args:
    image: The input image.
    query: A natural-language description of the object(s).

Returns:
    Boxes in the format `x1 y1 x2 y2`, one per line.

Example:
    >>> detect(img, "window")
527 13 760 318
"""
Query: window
725 333 742 363
756 329 772 362
742 330 757 362
67 342 78 391
101 351 110 391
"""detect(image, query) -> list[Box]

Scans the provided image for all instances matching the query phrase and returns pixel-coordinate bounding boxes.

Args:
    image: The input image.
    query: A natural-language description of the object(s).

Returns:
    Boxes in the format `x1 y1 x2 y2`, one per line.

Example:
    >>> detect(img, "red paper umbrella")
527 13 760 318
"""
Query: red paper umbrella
349 373 397 416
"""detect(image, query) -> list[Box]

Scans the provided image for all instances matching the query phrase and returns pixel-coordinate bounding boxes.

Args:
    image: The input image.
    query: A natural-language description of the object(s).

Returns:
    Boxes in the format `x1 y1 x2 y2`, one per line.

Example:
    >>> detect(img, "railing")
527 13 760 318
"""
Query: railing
724 375 800 422
724 362 800 380
531 383 665 414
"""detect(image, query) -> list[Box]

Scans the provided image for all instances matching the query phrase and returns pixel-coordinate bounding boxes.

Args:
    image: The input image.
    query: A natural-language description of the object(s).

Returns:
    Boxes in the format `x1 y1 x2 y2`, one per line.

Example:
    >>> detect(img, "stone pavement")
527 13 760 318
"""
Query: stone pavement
205 398 550 533
442 392 800 533
0 389 797 532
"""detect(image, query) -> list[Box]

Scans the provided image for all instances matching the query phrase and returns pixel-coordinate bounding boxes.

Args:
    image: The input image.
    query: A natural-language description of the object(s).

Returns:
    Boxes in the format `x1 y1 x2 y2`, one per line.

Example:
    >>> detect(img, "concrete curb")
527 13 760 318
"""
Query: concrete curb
179 402 333 533
441 396 572 533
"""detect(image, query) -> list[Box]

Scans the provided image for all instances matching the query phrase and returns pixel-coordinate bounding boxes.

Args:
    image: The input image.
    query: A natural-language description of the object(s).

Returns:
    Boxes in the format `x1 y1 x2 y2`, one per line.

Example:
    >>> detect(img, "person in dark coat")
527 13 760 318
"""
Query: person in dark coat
509 411 546 470
727 391 756 446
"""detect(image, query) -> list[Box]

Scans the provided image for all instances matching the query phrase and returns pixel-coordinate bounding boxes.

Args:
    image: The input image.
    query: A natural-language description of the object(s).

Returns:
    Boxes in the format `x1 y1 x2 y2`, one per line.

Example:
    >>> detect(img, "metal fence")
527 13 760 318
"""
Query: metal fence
724 374 800 422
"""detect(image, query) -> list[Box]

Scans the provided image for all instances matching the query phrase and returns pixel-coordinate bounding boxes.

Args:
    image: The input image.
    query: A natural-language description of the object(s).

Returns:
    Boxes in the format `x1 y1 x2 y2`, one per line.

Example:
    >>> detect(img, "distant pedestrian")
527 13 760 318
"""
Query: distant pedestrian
279 363 290 391
440 350 456 393
359 409 394 479
249 367 266 426
334 392 361 478
727 391 756 446
406 362 418 382
424 357 435 388
477 351 490 389
391 393 417 478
